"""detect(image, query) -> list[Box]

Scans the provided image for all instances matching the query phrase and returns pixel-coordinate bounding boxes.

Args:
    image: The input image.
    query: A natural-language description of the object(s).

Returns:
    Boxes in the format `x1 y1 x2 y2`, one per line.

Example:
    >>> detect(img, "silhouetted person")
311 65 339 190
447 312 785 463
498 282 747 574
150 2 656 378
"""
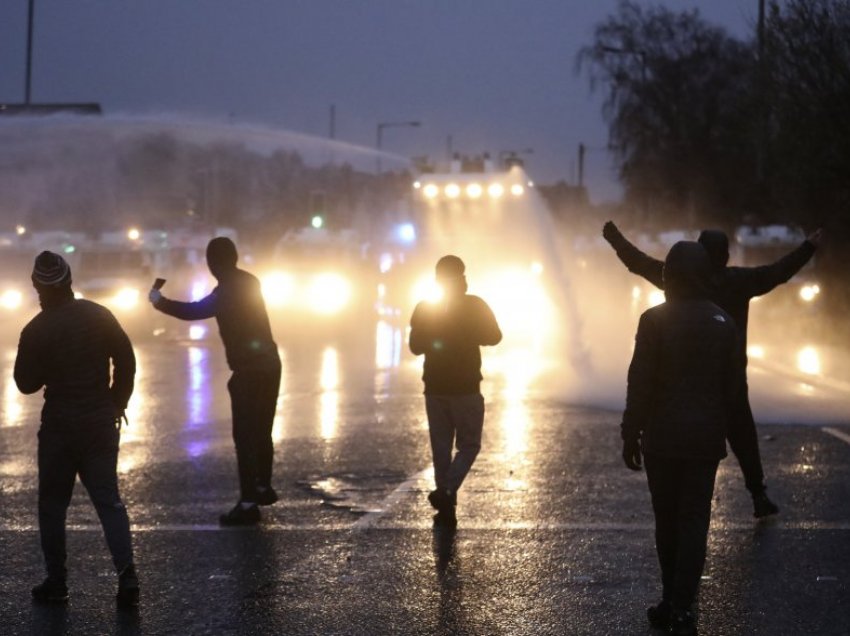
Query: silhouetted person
15 251 139 607
149 237 281 526
409 255 502 526
622 241 738 635
604 221 822 517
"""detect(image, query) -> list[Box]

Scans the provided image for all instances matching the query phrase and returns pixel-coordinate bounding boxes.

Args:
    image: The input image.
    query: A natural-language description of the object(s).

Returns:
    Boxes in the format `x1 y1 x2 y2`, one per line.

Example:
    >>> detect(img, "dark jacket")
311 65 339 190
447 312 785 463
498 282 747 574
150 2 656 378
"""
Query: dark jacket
621 242 739 461
15 298 135 424
409 294 502 395
154 268 278 372
606 229 816 365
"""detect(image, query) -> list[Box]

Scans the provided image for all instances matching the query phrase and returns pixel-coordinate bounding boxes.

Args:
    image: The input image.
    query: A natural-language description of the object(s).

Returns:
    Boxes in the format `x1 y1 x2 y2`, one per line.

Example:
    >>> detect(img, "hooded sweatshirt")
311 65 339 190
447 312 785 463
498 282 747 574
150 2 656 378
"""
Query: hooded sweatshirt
621 241 739 461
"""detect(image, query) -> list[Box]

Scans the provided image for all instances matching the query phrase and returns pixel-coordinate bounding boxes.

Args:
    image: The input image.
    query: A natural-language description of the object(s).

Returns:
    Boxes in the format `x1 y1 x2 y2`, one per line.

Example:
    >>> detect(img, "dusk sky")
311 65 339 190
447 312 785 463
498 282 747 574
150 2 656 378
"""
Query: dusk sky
0 1 758 202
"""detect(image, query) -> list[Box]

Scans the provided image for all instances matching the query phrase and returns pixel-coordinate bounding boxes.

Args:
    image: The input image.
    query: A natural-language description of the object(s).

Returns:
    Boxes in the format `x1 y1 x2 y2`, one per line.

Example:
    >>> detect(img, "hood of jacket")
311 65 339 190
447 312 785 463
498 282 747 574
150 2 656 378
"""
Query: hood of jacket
663 241 713 301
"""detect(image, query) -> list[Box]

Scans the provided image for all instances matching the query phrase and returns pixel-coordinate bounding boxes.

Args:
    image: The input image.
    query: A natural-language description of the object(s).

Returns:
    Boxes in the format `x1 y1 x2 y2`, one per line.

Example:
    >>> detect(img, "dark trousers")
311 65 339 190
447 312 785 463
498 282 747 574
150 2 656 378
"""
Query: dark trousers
644 453 719 611
228 363 281 502
425 393 485 494
726 382 766 494
38 419 133 581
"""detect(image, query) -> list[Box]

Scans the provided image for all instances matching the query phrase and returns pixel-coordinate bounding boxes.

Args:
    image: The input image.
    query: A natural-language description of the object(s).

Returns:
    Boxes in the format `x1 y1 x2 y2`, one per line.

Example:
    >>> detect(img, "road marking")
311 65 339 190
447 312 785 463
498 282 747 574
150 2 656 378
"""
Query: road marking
823 426 850 445
3 520 850 533
351 467 432 531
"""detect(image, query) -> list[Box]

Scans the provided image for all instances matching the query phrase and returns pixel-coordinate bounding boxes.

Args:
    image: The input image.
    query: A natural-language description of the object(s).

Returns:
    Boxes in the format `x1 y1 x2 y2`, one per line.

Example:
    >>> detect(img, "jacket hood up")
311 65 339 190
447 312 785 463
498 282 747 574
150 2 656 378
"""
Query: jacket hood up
663 241 713 301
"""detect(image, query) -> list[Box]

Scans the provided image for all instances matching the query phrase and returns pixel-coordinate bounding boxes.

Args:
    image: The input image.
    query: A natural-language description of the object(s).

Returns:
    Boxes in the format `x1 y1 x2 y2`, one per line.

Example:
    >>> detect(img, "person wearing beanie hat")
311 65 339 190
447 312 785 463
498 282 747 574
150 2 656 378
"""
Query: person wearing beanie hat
15 250 139 607
409 255 502 527
622 241 738 635
148 236 281 527
602 221 822 519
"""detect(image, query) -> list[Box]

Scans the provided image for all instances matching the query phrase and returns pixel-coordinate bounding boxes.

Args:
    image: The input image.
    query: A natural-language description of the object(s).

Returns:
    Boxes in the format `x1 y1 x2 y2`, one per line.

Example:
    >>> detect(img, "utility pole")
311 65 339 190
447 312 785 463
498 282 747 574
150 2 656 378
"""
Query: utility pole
25 0 35 103
329 104 336 139
577 143 586 188
756 0 768 194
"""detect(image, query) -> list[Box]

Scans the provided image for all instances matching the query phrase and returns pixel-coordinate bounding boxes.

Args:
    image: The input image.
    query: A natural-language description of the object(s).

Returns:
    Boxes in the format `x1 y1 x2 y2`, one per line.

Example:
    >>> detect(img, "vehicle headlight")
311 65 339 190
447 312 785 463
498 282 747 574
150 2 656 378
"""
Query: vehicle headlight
477 267 554 337
799 284 820 302
647 289 665 308
0 289 23 310
307 273 352 314
262 272 296 308
112 287 140 311
411 274 444 304
488 183 505 199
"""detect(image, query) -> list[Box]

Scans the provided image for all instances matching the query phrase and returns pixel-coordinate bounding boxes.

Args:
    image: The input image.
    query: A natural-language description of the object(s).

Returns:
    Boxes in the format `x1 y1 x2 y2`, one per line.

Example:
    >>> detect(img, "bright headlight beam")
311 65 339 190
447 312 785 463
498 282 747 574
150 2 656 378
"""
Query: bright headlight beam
466 183 483 199
308 273 352 314
113 287 140 311
799 284 820 302
510 184 525 196
262 272 296 308
0 289 23 310
488 183 504 199
423 184 439 199
445 183 461 199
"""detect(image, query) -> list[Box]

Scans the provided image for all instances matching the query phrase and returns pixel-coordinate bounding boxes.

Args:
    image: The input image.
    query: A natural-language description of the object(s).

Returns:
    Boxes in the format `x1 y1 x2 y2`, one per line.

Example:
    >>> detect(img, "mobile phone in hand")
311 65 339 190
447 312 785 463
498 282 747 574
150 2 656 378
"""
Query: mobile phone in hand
153 278 167 290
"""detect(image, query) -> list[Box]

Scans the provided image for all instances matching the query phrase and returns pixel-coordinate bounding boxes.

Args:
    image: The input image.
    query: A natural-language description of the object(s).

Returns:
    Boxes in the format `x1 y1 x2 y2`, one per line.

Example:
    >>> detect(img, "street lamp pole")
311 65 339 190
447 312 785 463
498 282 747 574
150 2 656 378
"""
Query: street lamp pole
25 0 35 104
376 121 421 174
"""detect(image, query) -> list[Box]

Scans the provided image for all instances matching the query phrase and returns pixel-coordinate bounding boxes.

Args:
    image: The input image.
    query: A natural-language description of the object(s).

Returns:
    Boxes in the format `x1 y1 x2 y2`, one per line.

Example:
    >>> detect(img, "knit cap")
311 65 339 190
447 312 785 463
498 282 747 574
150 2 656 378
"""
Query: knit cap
31 251 72 286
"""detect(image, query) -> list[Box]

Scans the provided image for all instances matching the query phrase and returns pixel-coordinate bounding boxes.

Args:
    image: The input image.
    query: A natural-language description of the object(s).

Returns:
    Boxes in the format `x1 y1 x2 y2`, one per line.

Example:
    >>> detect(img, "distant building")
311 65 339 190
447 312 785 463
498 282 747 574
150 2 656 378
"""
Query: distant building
0 103 102 116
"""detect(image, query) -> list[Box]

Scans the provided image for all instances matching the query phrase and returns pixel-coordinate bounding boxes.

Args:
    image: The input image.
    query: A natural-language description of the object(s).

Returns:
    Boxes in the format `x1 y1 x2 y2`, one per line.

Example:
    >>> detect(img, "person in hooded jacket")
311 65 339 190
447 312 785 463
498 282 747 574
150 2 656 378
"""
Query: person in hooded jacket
149 237 281 526
409 255 502 526
622 241 738 636
15 251 139 607
604 221 822 517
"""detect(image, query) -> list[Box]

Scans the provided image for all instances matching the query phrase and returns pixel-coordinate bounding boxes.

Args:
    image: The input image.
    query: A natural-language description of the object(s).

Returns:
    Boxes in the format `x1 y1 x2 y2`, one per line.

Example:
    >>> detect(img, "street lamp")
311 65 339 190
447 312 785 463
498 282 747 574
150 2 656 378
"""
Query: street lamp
376 121 421 173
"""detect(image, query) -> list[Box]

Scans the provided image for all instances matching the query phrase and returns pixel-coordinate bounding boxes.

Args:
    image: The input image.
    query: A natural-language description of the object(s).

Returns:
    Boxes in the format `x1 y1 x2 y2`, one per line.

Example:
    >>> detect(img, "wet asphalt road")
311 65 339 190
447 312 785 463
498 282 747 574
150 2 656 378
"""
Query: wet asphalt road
0 322 849 636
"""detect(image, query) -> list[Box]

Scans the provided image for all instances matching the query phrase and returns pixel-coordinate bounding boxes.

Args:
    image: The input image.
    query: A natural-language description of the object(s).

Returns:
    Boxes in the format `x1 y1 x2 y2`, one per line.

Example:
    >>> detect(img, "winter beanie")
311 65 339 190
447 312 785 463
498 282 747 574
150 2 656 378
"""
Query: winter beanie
31 251 72 286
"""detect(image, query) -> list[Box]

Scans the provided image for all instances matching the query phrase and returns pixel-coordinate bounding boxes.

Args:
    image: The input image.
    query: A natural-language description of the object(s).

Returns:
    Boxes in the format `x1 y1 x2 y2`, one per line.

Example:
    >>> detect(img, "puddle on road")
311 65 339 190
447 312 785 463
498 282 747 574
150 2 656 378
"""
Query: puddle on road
297 471 409 515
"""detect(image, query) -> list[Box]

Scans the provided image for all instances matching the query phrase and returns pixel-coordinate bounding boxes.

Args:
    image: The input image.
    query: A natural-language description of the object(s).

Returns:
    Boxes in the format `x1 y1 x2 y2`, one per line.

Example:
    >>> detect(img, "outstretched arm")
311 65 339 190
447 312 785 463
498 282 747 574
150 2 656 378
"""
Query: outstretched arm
150 289 218 321
603 221 665 289
738 229 821 298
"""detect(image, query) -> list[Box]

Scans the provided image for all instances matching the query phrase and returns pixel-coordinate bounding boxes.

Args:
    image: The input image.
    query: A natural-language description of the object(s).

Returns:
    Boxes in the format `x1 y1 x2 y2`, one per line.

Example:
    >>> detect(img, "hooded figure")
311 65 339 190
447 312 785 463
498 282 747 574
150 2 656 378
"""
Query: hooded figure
621 240 738 634
149 237 281 526
603 220 821 519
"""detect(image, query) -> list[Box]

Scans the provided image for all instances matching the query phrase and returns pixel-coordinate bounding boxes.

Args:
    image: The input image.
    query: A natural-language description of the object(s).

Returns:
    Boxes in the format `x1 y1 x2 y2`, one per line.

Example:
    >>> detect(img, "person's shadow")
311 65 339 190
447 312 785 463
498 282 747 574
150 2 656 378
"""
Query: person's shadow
432 522 467 634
